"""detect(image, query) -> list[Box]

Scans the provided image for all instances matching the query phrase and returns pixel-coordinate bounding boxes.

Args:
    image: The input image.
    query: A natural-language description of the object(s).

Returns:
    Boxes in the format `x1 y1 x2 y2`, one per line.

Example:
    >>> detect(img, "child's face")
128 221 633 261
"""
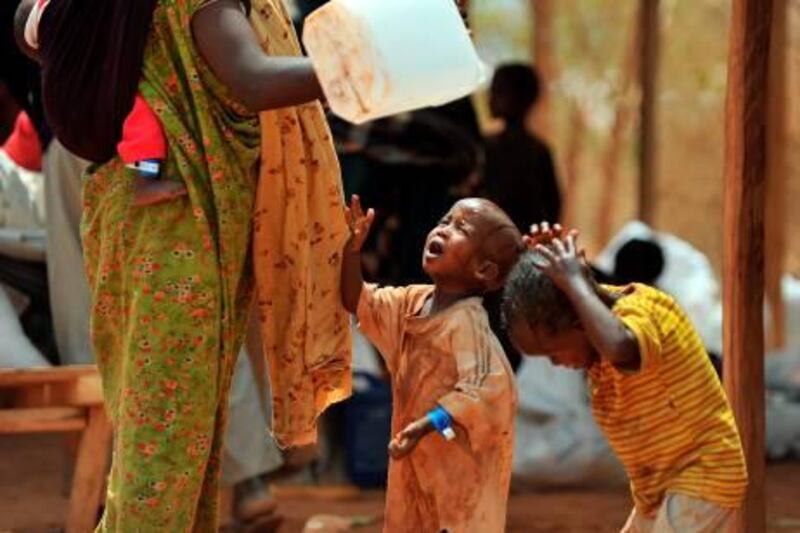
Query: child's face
422 199 498 290
509 320 598 370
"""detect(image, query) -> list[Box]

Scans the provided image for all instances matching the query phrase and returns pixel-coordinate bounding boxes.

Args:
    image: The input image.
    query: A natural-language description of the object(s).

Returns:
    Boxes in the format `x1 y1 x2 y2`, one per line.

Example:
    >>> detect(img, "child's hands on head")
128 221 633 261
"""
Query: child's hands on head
533 233 592 295
388 418 431 460
524 221 575 249
345 194 375 253
526 221 593 289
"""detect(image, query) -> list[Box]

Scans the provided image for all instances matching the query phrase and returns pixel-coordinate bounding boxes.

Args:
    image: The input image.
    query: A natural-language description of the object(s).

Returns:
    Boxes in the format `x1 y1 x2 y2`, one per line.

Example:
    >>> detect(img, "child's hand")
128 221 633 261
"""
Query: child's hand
345 194 375 252
534 233 592 294
524 222 576 250
388 418 430 460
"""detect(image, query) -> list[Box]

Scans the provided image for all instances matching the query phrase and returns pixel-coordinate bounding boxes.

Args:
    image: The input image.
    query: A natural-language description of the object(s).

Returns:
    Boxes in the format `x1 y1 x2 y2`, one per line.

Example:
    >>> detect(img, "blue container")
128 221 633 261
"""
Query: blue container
344 372 393 488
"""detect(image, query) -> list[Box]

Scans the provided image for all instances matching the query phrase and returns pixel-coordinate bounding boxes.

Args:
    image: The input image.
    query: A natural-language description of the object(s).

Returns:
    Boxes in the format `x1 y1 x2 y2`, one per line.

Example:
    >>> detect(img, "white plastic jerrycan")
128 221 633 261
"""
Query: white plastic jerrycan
302 0 486 124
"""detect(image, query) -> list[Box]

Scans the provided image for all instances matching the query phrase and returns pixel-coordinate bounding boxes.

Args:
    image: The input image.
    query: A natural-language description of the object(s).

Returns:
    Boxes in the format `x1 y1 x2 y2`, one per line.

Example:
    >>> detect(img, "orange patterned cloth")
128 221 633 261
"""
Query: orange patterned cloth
250 0 352 448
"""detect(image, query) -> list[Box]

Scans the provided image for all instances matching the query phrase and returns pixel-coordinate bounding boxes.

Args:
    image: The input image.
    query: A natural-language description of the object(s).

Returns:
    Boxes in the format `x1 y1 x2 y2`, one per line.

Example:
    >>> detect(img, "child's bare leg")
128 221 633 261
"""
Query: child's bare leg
133 176 187 206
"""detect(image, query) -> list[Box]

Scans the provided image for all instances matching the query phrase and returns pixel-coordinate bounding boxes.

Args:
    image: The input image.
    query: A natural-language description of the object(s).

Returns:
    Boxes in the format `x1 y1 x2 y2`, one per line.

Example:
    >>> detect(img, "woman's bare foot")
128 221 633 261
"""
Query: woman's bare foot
132 176 187 206
234 475 281 526
240 513 283 533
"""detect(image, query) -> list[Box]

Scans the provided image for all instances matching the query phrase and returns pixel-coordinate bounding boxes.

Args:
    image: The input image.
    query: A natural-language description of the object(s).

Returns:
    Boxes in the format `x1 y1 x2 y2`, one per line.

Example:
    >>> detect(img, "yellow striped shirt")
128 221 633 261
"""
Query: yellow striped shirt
588 284 747 515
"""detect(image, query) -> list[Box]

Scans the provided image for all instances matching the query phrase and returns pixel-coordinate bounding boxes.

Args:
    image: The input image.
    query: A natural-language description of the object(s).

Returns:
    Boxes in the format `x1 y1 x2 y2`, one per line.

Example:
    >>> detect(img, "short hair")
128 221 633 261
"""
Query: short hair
501 250 579 333
613 238 665 286
490 63 541 120
469 199 524 291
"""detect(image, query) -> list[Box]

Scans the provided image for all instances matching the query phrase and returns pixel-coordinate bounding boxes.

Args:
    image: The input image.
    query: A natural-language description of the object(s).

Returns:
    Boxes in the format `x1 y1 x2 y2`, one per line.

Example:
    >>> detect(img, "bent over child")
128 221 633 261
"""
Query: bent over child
503 228 747 533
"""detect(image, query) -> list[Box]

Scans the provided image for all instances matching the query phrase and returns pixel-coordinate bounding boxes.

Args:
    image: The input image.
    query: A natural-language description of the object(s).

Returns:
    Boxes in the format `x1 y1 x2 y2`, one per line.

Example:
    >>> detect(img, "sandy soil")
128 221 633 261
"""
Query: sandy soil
2 434 799 532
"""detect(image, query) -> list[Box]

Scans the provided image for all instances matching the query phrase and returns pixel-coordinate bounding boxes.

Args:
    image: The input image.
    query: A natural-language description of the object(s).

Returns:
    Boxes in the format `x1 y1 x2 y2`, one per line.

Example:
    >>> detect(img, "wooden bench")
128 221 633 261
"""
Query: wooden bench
0 366 111 533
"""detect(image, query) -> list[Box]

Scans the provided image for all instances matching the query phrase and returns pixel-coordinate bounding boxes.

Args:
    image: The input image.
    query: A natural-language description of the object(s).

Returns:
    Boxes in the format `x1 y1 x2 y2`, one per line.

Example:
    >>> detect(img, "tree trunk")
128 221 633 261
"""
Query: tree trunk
530 0 556 142
562 104 585 229
722 0 772 531
637 0 659 225
595 23 639 249
765 0 787 350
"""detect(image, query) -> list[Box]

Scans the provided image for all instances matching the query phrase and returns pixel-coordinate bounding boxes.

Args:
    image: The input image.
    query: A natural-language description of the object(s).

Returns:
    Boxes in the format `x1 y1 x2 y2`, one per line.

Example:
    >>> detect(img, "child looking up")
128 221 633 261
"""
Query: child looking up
502 228 747 533
341 195 521 533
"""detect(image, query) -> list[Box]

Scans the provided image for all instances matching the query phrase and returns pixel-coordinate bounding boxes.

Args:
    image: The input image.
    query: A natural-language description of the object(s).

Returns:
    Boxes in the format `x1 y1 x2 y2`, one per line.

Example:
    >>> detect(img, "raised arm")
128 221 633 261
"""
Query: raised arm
341 195 375 314
191 0 323 111
535 235 640 369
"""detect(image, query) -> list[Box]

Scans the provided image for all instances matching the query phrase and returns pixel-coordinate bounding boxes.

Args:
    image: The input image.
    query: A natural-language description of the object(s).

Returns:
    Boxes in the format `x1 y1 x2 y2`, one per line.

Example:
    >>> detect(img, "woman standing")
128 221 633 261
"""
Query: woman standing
16 0 336 530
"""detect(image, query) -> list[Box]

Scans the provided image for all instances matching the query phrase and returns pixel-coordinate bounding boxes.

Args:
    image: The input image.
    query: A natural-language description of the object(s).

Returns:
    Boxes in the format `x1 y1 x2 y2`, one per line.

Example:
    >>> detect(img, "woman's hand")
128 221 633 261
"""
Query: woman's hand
455 0 471 34
344 195 375 253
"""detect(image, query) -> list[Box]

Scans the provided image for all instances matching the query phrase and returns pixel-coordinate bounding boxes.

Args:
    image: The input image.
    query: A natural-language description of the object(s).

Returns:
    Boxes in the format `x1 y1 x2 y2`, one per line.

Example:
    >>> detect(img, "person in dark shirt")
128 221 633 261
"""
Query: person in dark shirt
483 63 562 372
484 63 561 234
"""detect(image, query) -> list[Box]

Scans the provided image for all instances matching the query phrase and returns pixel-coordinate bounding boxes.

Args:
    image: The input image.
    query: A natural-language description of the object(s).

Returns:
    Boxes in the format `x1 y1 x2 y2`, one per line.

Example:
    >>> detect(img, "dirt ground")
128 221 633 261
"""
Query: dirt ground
2 434 800 532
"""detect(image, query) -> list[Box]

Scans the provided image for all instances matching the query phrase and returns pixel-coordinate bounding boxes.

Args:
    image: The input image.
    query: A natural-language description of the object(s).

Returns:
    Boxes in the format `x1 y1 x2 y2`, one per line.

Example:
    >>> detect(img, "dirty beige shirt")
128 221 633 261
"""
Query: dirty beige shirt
358 284 517 533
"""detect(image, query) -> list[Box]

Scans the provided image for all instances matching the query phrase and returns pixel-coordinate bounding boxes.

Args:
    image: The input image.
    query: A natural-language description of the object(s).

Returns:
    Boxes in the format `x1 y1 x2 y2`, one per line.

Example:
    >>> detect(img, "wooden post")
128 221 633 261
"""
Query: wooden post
66 406 112 533
637 0 659 225
530 0 555 142
595 21 639 248
562 104 585 228
765 0 788 350
722 0 772 530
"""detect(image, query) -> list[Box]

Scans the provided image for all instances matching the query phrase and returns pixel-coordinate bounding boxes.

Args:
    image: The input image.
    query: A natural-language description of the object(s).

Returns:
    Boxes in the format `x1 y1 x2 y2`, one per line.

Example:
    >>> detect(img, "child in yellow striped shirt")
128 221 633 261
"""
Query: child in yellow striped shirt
502 225 747 533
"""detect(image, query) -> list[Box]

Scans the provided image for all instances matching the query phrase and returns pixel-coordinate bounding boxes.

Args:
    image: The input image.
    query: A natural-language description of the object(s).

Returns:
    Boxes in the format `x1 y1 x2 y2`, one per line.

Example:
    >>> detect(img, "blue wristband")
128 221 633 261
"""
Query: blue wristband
427 406 455 441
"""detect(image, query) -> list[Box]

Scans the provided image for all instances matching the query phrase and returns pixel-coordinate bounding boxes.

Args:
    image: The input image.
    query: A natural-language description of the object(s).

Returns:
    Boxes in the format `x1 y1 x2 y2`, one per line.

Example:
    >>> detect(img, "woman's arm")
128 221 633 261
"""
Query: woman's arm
191 0 324 111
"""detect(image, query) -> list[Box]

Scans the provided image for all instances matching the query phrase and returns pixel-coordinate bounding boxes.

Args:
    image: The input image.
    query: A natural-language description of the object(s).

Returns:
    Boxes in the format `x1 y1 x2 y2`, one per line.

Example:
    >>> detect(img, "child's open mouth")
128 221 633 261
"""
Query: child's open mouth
426 239 445 257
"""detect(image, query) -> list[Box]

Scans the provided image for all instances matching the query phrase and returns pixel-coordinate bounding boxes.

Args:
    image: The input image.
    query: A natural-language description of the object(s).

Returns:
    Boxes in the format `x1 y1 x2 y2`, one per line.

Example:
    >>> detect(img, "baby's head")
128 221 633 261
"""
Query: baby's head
423 198 523 294
502 251 599 369
613 238 665 286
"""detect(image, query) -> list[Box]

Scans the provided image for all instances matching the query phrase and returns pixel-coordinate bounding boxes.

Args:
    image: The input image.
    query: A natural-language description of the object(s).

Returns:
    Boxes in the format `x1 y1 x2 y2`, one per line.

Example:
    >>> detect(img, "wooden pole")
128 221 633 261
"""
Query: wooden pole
765 0 788 350
562 104 585 228
596 21 639 248
530 0 555 142
66 407 111 533
722 0 771 530
637 0 659 225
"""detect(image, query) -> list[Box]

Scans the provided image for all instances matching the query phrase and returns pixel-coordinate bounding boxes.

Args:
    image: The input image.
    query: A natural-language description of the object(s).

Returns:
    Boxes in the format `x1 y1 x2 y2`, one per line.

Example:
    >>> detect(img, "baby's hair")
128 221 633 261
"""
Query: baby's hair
471 200 524 291
483 225 524 279
501 250 579 332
